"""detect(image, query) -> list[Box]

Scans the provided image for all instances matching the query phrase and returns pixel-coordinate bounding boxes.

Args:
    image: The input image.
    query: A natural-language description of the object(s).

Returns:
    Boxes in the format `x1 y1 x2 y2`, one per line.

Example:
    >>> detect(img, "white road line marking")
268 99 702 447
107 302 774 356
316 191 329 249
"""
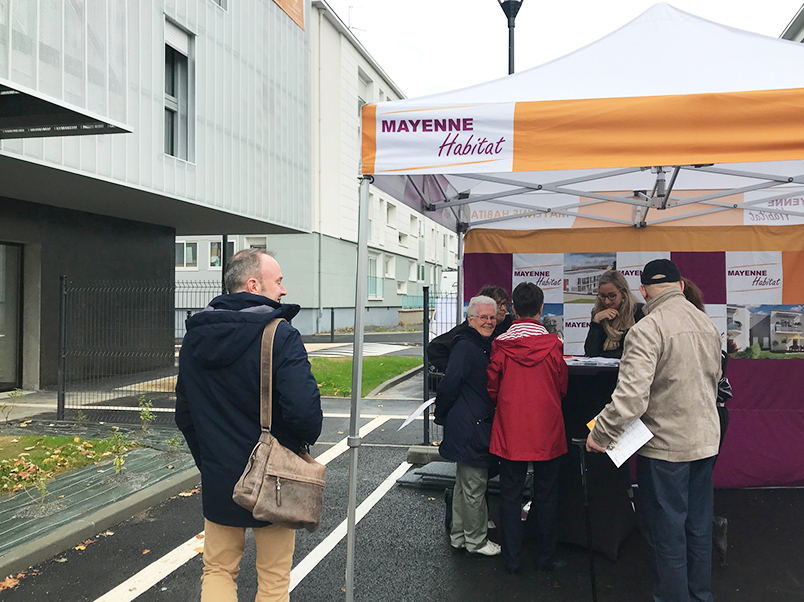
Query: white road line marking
91 416 393 601
92 535 205 602
289 461 412 592
313 416 389 465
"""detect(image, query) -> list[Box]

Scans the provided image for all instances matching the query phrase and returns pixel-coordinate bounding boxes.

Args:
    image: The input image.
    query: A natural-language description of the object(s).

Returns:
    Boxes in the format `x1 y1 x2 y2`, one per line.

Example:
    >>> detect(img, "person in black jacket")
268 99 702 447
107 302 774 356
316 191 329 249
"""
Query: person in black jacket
584 270 645 358
428 285 513 372
435 295 501 558
176 249 323 602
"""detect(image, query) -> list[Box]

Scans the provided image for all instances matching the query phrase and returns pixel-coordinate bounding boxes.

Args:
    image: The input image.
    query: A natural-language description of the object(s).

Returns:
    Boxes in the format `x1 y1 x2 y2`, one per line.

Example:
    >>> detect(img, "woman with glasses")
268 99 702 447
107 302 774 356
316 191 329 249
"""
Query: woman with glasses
434 295 502 558
584 270 645 359
428 285 513 372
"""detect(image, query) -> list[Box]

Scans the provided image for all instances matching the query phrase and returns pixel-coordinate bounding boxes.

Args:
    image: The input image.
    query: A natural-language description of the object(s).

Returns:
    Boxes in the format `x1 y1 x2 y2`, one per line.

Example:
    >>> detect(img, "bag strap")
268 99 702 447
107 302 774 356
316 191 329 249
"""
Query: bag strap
260 318 286 431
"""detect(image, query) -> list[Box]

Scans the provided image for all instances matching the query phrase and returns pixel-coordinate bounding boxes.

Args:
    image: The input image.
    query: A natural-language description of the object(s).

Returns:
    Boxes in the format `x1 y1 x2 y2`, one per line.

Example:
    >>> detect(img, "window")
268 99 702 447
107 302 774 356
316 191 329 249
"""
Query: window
358 72 370 114
410 216 419 237
386 203 397 228
409 260 417 282
384 255 395 278
398 232 408 247
397 281 407 295
418 264 426 281
368 255 383 299
210 240 235 268
175 242 198 268
245 236 267 250
210 0 227 9
165 21 191 159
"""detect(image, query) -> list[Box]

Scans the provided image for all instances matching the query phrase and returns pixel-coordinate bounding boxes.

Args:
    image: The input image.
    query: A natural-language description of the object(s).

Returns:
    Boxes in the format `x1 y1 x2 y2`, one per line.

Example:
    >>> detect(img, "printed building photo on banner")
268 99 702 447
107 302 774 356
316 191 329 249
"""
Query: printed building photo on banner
563 253 616 302
512 253 563 303
541 304 564 340
746 305 804 355
705 305 727 351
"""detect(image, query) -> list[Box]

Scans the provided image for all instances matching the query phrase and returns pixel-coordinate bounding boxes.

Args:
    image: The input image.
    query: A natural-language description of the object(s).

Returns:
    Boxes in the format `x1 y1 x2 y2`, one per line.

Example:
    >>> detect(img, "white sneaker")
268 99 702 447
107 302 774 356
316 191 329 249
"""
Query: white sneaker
467 540 502 557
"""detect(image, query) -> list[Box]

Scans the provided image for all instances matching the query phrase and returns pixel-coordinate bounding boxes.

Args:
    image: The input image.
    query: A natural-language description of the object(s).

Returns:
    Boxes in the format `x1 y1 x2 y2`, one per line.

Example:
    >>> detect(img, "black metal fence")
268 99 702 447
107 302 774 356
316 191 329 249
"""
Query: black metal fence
57 279 221 423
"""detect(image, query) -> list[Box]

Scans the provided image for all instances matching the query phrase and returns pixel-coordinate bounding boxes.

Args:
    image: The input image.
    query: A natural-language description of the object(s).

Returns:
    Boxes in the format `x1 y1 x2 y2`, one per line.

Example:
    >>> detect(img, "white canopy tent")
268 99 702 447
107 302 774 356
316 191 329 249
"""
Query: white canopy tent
343 4 804 599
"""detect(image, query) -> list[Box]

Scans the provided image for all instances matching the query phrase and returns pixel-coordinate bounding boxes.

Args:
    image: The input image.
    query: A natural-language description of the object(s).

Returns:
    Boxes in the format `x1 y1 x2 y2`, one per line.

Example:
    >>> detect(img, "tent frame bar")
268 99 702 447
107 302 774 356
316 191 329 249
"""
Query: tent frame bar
414 164 804 229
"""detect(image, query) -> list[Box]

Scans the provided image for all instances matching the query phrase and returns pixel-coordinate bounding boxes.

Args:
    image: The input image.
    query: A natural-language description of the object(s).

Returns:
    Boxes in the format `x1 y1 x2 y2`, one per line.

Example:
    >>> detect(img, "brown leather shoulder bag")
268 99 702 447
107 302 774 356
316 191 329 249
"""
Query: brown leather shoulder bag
232 318 326 532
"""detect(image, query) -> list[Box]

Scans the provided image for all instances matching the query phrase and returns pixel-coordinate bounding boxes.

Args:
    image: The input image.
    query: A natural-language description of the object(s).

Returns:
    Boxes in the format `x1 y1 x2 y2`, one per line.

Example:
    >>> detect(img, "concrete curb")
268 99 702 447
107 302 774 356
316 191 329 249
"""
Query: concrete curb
0 466 201 578
365 365 424 398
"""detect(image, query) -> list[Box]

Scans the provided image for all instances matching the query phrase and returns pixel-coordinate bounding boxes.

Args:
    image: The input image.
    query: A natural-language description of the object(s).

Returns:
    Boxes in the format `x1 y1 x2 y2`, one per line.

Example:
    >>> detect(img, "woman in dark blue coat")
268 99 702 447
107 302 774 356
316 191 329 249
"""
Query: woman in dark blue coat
435 295 501 558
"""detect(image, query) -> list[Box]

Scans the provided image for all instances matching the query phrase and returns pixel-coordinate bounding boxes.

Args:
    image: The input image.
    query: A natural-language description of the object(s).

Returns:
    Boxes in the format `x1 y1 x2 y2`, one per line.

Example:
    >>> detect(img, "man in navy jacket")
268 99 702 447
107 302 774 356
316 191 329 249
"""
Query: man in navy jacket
176 249 322 602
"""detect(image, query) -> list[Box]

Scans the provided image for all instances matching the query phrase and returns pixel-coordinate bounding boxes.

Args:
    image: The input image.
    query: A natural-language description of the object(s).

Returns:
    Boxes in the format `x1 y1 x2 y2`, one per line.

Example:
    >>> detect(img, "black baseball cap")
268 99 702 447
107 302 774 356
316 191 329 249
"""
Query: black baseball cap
640 259 681 285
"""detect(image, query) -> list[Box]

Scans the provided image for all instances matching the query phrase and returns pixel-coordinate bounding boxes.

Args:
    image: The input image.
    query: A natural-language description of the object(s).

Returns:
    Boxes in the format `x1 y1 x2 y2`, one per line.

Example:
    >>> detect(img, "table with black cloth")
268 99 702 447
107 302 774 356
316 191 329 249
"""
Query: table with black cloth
524 363 638 561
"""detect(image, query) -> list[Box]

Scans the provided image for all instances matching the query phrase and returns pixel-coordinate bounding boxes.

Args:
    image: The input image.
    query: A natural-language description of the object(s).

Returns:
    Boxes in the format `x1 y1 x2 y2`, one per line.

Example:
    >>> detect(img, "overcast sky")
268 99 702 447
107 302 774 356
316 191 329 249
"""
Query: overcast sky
324 0 803 98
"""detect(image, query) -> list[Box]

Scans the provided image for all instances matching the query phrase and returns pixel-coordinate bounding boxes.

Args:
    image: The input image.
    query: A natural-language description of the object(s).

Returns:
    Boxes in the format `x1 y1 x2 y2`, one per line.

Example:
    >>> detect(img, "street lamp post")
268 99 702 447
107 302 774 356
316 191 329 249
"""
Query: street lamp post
497 0 523 75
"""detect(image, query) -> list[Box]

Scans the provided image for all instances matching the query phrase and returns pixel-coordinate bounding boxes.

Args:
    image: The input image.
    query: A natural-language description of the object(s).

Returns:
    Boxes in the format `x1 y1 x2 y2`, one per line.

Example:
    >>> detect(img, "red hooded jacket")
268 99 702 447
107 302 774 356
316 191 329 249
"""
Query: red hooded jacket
487 319 568 461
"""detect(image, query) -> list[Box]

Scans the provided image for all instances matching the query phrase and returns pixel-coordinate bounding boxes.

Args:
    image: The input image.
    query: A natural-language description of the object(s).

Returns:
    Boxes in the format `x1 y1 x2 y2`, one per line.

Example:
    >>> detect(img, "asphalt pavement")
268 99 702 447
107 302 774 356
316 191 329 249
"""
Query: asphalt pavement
2 404 802 601
1 337 803 601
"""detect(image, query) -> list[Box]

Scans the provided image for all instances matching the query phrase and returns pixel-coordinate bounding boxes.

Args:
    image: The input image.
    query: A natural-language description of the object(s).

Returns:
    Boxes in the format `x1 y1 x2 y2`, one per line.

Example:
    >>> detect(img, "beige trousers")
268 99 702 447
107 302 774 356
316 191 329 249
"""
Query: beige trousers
201 519 295 602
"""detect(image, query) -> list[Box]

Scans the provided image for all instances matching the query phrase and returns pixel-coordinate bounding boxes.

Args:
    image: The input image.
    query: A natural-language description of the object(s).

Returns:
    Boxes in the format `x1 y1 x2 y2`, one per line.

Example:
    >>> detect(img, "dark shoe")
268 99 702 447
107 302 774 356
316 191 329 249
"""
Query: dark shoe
713 516 728 567
444 488 453 534
450 543 465 555
537 557 567 572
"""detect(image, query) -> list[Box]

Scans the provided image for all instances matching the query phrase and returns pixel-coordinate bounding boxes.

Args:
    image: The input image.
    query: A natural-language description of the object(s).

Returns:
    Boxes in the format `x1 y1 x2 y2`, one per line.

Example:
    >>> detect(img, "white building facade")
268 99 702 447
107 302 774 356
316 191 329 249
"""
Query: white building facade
0 0 312 390
176 1 458 335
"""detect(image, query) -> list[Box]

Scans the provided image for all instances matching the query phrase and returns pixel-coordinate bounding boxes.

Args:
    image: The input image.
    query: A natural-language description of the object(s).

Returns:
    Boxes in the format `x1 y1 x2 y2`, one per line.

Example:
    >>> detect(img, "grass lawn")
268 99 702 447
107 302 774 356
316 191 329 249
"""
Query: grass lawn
310 356 422 397
0 433 137 495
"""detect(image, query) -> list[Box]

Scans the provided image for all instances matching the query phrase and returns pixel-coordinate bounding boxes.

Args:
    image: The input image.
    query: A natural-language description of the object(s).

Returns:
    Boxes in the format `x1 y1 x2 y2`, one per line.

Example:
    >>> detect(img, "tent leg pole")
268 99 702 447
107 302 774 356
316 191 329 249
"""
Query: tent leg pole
345 176 371 602
456 229 464 327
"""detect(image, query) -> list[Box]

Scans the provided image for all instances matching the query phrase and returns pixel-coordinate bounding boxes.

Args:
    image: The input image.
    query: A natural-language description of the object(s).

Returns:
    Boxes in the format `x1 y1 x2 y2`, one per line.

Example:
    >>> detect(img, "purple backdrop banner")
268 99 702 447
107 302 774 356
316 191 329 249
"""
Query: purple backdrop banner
714 359 804 488
463 253 512 301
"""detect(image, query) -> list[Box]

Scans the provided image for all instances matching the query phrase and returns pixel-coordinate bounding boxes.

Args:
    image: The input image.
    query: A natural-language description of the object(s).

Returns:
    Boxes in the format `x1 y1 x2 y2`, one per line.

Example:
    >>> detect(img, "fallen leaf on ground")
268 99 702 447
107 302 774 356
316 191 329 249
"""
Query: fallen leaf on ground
427 497 435 501
74 545 86 551
195 533 205 539
101 531 114 537
53 557 68 563
0 576 19 591
178 488 199 497
167 465 174 469
73 436 80 443
194 547 204 554
338 431 344 435
142 549 150 555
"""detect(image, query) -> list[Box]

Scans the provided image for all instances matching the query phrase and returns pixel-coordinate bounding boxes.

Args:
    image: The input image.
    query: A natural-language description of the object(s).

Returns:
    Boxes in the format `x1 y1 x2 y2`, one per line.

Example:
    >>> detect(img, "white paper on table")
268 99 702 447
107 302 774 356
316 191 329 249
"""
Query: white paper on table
564 356 620 367
398 398 435 431
605 418 653 467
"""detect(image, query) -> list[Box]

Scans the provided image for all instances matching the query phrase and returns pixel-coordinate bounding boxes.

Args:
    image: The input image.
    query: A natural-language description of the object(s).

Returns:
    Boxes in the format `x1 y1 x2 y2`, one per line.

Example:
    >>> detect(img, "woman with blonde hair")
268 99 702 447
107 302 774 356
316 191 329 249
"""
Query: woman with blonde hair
584 270 645 358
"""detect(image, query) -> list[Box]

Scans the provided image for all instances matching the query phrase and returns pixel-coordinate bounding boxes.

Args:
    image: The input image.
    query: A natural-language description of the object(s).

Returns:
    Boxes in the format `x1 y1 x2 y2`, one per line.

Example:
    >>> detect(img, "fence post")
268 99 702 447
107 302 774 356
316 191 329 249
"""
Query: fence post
331 307 335 343
57 275 67 421
422 286 430 445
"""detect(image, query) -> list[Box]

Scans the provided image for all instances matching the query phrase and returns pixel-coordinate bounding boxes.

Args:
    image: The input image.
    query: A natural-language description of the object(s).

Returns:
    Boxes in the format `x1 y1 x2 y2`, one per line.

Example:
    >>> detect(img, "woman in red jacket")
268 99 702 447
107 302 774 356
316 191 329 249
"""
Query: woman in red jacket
487 282 568 574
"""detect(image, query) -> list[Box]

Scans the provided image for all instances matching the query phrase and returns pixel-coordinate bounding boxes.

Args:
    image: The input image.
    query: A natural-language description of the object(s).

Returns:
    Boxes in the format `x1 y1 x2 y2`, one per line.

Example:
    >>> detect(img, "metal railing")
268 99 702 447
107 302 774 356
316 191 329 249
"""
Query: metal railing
57 279 221 423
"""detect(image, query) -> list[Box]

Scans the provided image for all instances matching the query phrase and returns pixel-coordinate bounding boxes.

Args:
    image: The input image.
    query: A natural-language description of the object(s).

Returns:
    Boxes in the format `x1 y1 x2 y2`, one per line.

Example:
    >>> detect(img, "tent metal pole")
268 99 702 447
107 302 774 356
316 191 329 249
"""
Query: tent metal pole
456 225 464 327
345 175 371 602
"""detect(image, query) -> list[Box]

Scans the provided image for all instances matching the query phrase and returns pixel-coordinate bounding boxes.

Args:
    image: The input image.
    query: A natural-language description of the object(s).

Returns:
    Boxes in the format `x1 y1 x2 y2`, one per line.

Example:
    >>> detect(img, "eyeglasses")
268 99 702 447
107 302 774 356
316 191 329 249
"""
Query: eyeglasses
597 293 620 301
471 315 497 323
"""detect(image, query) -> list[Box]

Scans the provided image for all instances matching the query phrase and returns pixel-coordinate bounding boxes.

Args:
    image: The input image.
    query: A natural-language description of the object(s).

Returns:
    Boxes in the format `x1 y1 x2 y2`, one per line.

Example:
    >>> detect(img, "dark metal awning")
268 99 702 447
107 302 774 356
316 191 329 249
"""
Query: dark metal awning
0 81 129 139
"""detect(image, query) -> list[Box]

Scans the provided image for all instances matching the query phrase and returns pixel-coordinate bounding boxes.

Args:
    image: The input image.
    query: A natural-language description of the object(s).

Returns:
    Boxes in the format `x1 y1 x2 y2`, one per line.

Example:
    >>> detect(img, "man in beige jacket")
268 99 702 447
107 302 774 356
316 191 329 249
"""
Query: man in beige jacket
586 258 722 602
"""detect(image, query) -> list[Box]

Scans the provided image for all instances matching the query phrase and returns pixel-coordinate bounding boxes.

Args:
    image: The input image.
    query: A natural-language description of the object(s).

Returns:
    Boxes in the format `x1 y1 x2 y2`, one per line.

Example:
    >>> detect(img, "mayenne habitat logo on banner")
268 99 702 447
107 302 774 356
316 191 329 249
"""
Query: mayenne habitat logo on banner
373 103 515 174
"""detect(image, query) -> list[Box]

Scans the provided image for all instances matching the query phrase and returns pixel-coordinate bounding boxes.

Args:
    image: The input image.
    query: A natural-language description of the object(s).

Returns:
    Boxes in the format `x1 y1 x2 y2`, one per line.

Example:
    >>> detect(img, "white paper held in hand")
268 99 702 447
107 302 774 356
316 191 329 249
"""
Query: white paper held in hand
588 417 653 468
398 398 435 431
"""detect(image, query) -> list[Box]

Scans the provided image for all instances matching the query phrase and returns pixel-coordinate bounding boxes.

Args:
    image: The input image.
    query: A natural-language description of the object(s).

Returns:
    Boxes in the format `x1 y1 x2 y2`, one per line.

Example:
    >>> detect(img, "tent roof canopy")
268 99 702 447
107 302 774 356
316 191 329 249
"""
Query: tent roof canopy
361 3 804 232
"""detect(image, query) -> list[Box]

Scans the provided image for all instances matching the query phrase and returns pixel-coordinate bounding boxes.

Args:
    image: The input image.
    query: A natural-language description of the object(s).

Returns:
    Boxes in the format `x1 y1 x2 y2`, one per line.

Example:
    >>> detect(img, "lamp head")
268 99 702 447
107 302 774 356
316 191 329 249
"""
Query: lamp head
498 0 523 20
